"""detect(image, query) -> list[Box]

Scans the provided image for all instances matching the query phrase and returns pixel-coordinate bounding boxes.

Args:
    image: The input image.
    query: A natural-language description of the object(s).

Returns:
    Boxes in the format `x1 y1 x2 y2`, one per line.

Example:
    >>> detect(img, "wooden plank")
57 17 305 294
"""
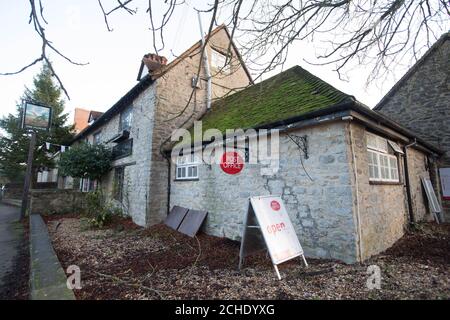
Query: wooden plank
177 209 208 237
164 206 189 230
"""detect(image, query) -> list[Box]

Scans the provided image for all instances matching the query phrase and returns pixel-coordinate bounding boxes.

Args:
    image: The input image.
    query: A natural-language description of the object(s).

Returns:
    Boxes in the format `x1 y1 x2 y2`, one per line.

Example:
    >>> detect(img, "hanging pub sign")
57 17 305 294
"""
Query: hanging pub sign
21 101 52 131
239 195 308 280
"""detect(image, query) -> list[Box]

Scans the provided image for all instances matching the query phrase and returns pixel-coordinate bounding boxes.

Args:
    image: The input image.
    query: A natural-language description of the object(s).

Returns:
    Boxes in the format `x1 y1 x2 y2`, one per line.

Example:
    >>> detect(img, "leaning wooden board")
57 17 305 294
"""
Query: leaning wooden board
177 209 208 237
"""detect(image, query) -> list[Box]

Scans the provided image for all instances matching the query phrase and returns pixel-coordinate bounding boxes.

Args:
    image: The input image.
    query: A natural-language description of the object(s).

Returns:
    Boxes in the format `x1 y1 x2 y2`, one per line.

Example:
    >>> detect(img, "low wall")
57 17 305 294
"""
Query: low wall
3 182 58 201
3 183 23 200
30 189 87 215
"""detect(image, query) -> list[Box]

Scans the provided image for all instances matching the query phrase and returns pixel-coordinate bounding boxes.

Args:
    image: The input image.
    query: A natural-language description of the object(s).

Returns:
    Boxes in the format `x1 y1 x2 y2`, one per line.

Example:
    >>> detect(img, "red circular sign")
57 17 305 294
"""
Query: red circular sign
220 151 244 175
270 200 281 211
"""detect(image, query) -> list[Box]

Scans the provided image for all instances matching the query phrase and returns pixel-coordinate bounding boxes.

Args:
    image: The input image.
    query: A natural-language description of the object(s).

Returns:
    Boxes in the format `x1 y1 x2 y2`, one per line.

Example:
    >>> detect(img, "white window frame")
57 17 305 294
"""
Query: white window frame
211 49 230 74
367 133 400 183
80 178 97 192
175 154 200 180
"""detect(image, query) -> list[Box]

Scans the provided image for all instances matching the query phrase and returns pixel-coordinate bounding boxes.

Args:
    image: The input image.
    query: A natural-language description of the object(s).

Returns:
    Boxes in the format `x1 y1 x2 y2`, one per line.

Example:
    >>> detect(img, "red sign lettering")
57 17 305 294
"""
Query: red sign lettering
220 151 244 175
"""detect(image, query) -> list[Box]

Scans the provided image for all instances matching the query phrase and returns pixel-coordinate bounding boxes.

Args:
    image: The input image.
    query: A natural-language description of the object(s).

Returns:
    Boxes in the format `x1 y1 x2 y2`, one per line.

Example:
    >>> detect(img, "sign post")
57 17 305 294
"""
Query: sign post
20 131 36 219
20 101 52 219
239 195 307 280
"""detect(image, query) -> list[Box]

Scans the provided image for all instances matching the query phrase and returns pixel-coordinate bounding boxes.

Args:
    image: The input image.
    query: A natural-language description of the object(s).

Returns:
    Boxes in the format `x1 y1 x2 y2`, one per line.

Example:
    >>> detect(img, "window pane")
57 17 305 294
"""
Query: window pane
120 108 133 131
377 137 388 152
367 133 377 149
192 166 198 177
389 156 399 181
367 150 380 179
114 168 124 201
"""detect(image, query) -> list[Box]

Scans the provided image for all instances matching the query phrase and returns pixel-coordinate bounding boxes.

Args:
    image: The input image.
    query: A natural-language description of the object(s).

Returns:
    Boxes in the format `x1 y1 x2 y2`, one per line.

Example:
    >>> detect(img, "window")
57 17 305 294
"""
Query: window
120 107 133 132
211 49 230 74
366 132 400 182
93 131 101 145
80 178 97 192
114 167 125 202
176 153 199 180
112 139 133 160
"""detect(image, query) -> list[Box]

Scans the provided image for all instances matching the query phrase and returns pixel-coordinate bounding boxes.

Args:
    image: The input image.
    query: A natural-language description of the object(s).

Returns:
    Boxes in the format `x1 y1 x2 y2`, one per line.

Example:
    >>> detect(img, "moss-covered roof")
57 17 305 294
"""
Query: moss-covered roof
198 65 353 134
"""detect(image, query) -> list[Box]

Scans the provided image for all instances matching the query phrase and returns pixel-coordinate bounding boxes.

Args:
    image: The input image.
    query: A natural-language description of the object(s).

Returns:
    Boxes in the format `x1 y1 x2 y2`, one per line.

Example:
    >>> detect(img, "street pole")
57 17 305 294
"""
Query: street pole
20 131 36 219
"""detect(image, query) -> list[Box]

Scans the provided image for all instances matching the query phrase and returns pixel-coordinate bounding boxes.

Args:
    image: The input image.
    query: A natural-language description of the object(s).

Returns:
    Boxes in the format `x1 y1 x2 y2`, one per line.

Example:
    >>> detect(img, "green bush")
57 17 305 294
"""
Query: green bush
84 190 123 229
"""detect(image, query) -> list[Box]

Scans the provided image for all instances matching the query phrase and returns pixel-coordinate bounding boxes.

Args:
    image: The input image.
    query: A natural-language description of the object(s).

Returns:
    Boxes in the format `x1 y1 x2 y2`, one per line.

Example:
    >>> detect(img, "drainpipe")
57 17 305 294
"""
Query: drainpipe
404 139 417 225
167 157 171 216
197 12 212 110
343 116 364 262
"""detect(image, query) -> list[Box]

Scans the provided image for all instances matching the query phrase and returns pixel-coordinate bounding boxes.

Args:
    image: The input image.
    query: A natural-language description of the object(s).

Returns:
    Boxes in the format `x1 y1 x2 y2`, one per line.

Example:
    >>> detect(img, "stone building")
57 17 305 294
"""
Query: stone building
168 66 441 263
374 32 450 220
71 25 253 226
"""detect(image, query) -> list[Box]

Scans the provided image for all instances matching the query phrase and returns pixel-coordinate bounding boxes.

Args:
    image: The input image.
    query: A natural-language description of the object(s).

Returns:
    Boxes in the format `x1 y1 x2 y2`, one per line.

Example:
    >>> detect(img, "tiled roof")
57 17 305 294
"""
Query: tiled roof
197 65 354 134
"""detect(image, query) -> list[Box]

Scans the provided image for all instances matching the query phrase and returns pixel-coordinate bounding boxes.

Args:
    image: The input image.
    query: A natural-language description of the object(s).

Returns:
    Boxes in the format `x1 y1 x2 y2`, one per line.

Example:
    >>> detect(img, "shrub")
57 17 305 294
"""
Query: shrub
58 143 112 181
84 190 124 229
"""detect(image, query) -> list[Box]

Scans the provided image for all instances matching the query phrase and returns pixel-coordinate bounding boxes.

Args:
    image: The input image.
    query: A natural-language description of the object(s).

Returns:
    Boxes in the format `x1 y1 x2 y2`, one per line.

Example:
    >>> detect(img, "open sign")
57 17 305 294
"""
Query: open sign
239 196 308 280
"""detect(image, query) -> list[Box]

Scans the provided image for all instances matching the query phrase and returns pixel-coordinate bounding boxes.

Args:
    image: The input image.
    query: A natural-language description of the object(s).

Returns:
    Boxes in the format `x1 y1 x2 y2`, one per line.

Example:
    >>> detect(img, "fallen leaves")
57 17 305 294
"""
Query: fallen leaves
46 216 450 300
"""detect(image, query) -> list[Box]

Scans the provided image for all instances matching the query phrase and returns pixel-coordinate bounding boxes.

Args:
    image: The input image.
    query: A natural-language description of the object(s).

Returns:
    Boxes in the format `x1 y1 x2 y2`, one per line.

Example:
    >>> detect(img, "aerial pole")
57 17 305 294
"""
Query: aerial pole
197 11 212 110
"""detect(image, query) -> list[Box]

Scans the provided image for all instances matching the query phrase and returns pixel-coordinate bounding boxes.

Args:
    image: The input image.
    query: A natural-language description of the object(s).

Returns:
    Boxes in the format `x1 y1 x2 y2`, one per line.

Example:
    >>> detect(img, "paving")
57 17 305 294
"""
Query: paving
29 214 75 300
0 203 26 299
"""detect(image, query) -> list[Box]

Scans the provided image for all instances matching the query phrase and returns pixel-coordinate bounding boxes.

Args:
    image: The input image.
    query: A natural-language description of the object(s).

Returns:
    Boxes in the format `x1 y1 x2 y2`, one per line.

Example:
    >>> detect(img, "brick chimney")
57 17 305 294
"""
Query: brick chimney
142 54 168 73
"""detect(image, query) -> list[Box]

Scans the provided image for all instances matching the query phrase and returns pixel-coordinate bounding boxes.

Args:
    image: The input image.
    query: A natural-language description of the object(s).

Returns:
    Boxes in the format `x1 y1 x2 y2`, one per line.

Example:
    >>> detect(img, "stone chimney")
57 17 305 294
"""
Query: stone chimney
142 54 168 73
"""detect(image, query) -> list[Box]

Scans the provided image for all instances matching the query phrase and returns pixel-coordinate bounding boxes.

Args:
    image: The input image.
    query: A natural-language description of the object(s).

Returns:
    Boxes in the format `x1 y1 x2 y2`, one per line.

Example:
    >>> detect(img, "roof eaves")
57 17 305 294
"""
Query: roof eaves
351 102 443 154
71 75 154 144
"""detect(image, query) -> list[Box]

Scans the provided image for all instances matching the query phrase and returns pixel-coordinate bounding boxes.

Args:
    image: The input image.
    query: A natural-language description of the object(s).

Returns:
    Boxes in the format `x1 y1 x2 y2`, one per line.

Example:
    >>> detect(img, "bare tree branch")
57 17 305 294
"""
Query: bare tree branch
0 0 88 100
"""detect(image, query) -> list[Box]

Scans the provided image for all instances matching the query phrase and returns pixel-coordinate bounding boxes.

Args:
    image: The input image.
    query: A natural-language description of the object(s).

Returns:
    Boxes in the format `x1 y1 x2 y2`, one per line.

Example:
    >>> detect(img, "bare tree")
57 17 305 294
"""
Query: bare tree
1 0 449 97
0 0 88 99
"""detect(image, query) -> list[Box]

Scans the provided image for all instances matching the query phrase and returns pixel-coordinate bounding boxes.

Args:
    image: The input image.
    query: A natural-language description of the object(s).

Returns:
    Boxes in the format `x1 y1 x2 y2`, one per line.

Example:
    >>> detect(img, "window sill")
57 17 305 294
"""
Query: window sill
174 178 199 182
369 180 402 186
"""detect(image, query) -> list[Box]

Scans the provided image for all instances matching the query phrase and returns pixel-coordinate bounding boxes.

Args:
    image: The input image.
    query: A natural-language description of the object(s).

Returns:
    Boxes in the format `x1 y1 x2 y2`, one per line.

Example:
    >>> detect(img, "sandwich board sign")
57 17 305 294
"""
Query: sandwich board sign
238 195 307 280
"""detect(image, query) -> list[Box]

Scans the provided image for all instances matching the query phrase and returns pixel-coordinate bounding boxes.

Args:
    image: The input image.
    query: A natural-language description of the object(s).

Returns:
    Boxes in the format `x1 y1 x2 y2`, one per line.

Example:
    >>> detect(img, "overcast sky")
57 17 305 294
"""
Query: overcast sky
0 1 426 125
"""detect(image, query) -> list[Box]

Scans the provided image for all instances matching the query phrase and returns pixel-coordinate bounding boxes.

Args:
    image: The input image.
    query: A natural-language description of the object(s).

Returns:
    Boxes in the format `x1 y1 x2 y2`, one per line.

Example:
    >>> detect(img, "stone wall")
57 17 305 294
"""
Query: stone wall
348 122 431 260
170 122 359 263
29 189 87 215
406 147 433 222
81 85 157 226
148 27 252 226
349 123 407 260
78 28 251 227
375 36 450 218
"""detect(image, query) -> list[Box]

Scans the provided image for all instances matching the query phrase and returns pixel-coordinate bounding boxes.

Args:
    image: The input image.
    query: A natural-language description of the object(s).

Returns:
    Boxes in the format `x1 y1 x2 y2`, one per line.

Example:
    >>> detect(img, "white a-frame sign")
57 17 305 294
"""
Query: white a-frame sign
238 195 308 280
